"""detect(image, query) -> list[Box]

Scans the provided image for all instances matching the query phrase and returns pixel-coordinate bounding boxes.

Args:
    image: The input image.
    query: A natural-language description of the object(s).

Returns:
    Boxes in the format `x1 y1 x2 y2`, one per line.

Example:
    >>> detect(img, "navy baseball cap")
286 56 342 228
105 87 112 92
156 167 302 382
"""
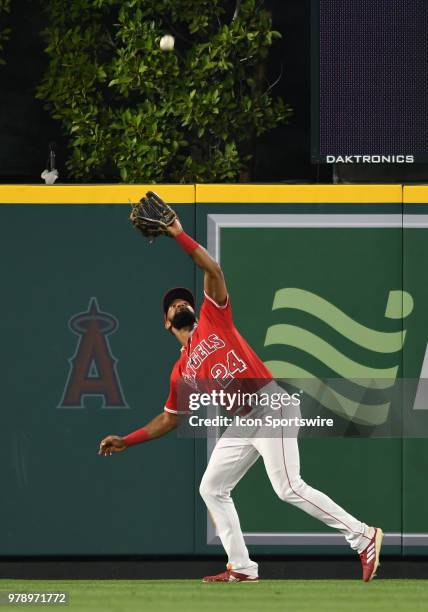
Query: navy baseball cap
162 287 195 316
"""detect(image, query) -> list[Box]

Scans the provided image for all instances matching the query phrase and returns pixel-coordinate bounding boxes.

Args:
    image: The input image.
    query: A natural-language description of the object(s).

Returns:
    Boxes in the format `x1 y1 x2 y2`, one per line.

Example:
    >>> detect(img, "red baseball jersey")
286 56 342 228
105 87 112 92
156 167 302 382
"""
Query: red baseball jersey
164 292 272 414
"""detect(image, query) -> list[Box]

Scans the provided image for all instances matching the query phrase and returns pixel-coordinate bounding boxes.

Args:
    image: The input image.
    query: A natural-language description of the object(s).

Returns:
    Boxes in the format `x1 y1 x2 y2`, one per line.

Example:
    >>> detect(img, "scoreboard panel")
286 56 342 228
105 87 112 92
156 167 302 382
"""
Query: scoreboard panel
312 0 428 164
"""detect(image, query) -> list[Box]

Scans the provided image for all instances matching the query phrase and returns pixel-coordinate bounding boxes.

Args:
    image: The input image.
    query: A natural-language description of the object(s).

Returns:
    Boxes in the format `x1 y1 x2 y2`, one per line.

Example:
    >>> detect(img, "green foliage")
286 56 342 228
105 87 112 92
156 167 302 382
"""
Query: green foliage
37 0 292 182
0 0 11 65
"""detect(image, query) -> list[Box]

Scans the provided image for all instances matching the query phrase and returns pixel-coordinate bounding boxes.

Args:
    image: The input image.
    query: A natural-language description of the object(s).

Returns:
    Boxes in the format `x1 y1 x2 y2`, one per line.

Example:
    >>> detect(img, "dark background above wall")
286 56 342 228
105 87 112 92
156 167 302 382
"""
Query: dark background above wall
1 1 427 185
0 0 333 184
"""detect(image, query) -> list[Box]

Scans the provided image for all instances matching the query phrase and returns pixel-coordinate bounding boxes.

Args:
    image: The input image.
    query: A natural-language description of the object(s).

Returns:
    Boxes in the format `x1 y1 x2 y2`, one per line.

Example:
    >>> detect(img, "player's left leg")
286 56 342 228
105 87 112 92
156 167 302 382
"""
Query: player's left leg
247 382 377 558
256 429 383 580
254 431 374 552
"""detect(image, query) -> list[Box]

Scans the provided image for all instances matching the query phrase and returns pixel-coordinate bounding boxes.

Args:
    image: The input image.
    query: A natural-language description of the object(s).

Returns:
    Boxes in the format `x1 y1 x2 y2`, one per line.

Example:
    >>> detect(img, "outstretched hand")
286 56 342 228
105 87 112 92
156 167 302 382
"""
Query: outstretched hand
98 435 127 456
129 191 178 240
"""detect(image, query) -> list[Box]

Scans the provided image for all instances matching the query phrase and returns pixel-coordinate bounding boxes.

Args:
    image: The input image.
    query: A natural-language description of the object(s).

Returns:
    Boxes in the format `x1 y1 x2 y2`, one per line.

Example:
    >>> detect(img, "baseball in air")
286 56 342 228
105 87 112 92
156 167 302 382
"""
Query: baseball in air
160 35 175 51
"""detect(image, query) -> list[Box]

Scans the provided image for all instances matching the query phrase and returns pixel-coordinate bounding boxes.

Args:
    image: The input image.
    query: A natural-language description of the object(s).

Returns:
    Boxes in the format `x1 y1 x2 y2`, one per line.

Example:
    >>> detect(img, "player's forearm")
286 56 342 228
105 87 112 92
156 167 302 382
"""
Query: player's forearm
146 412 178 438
169 221 227 304
123 412 178 447
168 219 220 274
192 245 223 279
175 230 221 277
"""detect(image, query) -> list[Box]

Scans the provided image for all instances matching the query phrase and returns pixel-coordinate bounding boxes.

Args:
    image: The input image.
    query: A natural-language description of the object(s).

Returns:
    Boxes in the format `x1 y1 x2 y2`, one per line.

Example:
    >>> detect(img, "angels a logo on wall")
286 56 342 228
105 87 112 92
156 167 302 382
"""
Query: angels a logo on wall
58 298 128 409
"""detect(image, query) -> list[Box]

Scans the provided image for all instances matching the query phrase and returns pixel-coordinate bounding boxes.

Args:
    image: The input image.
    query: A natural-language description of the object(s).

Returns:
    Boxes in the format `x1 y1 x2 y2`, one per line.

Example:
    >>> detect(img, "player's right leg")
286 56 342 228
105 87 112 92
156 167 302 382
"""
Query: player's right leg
199 435 260 581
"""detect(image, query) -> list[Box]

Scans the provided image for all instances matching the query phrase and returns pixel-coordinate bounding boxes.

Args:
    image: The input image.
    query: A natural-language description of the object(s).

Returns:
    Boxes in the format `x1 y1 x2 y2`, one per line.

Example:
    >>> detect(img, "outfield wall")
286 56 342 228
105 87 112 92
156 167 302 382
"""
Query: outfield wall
0 184 427 557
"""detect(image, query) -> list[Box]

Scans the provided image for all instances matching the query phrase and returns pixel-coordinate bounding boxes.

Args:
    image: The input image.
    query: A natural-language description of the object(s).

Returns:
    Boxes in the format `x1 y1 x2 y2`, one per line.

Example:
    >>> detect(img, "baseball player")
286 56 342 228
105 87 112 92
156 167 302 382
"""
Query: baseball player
99 192 383 582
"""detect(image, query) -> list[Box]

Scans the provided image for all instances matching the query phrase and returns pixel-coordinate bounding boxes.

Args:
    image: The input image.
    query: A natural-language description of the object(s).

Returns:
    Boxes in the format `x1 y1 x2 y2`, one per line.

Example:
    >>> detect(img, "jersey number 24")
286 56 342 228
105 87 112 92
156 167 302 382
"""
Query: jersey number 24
210 350 247 388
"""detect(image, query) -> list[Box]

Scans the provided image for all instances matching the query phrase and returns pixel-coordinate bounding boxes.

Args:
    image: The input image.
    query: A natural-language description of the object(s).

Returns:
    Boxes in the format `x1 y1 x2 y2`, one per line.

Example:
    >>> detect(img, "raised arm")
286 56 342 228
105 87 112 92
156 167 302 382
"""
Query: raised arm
98 411 178 456
167 218 228 306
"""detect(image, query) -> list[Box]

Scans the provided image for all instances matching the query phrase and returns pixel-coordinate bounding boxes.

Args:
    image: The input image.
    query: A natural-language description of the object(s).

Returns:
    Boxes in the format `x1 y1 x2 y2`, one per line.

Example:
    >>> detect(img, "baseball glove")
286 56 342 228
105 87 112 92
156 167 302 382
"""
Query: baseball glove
130 191 177 240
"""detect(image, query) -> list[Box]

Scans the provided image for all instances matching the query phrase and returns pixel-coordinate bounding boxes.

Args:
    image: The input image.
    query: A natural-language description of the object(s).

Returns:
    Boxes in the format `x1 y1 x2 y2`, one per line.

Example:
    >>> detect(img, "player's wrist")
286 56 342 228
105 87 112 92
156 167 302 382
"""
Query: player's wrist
122 427 150 447
175 231 199 254
167 219 183 237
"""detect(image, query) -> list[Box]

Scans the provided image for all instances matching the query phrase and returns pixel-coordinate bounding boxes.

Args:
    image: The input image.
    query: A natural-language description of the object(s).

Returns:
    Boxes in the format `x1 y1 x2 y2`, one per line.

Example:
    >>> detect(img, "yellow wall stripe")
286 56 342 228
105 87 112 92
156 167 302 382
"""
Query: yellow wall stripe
0 184 405 204
403 186 428 204
195 184 402 203
0 185 195 204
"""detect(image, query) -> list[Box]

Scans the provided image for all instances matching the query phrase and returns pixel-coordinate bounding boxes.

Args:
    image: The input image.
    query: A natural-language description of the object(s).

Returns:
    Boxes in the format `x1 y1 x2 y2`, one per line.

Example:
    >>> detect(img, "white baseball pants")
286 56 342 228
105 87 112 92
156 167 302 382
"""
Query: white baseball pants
199 403 373 577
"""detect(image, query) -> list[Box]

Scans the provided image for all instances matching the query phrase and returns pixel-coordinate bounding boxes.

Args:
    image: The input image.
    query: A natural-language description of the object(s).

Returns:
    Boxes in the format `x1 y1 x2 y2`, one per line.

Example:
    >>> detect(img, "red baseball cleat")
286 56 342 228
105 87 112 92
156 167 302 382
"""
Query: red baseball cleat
359 527 384 582
202 569 259 583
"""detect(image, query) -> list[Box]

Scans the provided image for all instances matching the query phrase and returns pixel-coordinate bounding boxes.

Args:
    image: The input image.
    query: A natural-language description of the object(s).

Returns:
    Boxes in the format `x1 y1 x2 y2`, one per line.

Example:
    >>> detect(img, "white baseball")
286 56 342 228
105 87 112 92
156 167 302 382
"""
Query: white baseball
160 35 175 51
